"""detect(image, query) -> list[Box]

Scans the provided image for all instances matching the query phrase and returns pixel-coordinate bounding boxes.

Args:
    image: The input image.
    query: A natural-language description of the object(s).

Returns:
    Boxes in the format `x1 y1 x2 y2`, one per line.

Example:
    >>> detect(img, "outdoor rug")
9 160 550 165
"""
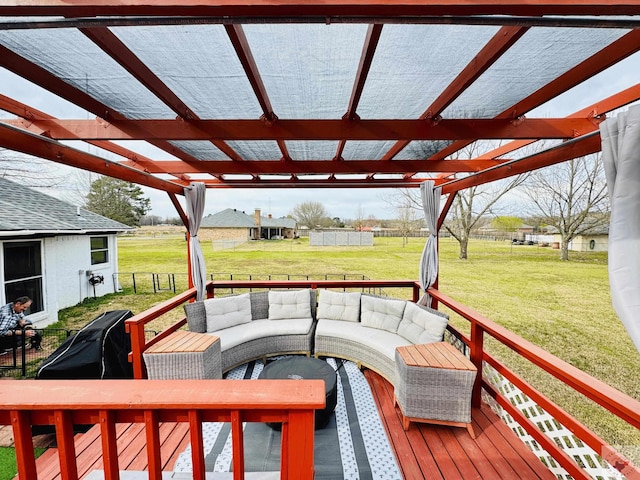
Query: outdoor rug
173 357 402 480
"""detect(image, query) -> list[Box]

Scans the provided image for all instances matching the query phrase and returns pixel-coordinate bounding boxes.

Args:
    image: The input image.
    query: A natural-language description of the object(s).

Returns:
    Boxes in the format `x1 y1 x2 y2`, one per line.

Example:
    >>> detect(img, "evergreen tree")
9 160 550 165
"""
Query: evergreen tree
86 177 151 226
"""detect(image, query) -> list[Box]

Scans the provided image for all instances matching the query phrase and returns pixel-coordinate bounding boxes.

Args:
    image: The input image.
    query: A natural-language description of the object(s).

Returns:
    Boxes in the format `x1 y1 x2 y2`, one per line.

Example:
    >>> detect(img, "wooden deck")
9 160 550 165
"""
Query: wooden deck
19 368 555 480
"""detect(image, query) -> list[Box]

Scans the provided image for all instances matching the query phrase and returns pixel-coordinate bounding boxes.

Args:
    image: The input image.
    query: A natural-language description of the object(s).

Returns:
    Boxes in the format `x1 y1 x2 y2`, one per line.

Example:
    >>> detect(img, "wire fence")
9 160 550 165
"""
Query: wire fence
0 327 159 378
113 272 380 295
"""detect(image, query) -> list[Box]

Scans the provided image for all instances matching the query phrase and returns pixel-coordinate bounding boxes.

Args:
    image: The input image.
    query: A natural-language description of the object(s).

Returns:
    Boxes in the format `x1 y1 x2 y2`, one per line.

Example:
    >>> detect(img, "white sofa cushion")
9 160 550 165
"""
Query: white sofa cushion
211 318 313 351
268 289 312 320
316 319 412 360
317 290 361 322
203 293 252 332
397 302 448 344
360 295 406 333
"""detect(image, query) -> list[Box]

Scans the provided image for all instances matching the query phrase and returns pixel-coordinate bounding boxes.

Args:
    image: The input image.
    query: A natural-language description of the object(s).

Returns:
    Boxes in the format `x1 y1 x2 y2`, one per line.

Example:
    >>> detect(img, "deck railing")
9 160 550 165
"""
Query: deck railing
122 279 640 479
429 288 640 480
0 378 324 480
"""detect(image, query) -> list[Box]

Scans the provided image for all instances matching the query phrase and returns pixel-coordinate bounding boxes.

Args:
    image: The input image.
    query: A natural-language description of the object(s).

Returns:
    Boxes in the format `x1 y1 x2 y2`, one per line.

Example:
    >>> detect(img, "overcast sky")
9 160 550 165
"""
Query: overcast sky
2 49 639 221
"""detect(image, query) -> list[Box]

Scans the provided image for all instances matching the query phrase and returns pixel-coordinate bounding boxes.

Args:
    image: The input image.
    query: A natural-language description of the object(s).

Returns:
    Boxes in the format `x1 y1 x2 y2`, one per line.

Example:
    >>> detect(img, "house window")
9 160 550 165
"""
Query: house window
3 241 44 314
90 236 109 265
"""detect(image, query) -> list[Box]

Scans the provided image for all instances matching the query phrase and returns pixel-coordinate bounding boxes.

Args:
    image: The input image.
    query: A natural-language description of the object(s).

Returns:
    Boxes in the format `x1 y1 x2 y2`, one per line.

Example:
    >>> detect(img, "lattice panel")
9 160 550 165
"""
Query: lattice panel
482 363 625 480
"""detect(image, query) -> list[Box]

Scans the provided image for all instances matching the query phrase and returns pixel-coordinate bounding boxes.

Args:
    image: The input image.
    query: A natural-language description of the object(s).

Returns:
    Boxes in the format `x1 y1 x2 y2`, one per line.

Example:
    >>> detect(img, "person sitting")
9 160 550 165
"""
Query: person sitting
0 296 42 351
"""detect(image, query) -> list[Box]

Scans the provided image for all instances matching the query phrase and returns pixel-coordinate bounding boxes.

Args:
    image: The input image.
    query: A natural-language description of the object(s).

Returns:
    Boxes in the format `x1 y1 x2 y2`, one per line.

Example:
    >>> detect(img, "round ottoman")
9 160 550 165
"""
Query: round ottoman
259 356 338 430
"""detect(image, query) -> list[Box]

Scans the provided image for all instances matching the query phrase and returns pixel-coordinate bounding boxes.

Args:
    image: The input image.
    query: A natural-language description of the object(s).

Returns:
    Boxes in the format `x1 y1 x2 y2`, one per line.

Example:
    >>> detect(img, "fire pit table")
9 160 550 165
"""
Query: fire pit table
259 356 338 430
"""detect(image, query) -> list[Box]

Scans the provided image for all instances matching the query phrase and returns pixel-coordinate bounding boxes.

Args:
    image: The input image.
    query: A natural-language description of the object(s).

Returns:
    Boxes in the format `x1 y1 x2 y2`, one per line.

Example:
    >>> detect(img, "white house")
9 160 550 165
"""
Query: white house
0 177 131 327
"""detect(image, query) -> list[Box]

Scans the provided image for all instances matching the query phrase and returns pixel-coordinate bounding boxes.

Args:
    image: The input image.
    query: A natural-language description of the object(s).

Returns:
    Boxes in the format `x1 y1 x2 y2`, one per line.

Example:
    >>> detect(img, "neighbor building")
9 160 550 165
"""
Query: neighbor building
200 208 297 245
0 177 131 326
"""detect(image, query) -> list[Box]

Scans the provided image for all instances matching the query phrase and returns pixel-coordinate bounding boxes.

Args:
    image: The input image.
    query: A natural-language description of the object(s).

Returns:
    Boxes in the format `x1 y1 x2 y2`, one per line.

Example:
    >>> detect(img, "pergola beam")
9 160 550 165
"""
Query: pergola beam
432 29 640 160
80 26 245 162
127 158 505 175
3 1 640 18
0 94 192 182
4 117 597 141
198 177 433 188
0 44 226 168
336 23 384 161
440 131 601 194
224 24 291 160
382 25 529 161
475 82 640 160
0 122 185 194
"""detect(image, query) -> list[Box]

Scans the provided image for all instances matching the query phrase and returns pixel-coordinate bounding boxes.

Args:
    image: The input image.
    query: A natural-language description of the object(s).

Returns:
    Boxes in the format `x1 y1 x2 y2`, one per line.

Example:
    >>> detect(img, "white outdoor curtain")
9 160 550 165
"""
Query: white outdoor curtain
418 180 442 306
599 104 640 353
185 182 207 302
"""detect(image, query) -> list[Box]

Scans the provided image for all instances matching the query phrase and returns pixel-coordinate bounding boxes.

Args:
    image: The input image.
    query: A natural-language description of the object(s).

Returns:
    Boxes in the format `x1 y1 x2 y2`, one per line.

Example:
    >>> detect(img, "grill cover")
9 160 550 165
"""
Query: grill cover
36 310 134 379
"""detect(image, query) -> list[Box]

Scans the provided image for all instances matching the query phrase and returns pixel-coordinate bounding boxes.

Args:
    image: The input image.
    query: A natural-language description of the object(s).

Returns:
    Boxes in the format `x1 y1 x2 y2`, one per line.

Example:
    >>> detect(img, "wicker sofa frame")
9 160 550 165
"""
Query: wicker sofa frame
183 289 448 383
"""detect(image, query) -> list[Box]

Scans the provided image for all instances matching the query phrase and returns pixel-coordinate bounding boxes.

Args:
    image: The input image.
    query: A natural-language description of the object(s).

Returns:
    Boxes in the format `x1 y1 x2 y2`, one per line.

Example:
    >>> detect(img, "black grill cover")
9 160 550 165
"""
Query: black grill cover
36 310 134 379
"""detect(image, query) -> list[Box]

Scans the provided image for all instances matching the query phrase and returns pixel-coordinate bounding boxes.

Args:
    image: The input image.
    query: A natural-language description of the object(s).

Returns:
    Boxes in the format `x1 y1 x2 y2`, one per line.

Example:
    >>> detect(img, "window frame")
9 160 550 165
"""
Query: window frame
90 235 110 266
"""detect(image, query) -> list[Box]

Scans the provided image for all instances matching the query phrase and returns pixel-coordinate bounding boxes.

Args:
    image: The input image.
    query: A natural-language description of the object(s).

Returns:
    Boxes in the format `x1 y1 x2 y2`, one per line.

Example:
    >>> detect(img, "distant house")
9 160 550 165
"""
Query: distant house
549 225 609 252
200 208 297 244
0 177 131 327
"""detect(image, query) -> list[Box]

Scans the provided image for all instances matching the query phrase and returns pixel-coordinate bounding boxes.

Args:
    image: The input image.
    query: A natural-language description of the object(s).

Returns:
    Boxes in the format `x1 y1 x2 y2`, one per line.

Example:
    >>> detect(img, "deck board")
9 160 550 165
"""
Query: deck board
18 367 557 480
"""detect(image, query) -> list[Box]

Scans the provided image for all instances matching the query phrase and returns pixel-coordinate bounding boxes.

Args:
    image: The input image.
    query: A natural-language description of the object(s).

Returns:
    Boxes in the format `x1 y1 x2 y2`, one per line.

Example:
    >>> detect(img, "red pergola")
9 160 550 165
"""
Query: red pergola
1 1 640 220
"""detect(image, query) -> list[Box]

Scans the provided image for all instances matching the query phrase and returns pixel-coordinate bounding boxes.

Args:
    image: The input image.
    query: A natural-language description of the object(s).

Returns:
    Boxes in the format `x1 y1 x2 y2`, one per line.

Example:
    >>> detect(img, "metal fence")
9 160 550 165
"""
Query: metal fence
0 327 158 378
113 272 380 295
0 328 75 378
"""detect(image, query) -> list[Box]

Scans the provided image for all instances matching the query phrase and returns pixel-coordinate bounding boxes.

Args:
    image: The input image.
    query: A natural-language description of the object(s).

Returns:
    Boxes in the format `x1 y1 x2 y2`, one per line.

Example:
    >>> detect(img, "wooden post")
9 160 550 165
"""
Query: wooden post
470 321 484 407
11 410 37 480
126 321 148 379
286 410 315 479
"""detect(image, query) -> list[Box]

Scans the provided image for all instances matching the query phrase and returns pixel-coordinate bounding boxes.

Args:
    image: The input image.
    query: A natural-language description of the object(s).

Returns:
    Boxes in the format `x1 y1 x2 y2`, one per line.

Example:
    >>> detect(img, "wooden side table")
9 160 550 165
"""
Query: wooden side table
394 342 477 437
143 330 222 380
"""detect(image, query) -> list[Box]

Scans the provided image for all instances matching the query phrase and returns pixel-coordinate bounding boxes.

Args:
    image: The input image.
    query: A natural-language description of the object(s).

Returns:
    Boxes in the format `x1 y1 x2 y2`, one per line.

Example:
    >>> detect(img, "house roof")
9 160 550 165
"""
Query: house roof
0 176 131 235
201 208 296 229
1 2 639 199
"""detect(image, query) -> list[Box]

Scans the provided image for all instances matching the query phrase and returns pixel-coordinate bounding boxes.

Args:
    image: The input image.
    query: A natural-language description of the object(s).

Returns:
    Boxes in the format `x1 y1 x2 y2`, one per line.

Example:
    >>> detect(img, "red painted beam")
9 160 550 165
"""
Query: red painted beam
0 121 184 194
129 158 505 174
0 94 191 182
0 44 225 168
3 1 640 18
336 23 383 160
476 82 640 160
8 117 595 141
440 131 601 194
433 29 640 160
382 25 529 160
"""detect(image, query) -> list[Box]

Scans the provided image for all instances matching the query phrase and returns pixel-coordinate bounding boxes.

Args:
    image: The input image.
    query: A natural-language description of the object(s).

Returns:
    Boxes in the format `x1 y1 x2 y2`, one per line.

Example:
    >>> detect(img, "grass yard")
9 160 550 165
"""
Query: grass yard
53 234 640 449
0 447 45 480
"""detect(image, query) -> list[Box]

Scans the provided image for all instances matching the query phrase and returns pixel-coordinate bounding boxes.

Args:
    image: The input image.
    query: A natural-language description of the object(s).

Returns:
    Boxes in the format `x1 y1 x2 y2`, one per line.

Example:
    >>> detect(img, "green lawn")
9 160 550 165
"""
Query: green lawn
0 447 45 480
53 234 640 449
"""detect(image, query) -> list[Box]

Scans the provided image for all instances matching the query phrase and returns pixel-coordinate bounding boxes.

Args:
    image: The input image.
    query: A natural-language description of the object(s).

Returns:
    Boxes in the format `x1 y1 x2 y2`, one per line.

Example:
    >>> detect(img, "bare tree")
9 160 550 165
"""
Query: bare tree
0 148 67 187
396 201 421 247
290 201 330 229
387 141 528 259
353 204 366 231
525 154 609 261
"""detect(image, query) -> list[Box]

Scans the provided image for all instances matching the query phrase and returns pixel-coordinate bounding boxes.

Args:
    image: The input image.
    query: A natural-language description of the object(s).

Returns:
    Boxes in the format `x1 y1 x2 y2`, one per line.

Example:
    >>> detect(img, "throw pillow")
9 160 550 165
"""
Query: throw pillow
317 290 361 322
204 293 252 332
268 289 312 320
397 301 449 344
360 295 406 333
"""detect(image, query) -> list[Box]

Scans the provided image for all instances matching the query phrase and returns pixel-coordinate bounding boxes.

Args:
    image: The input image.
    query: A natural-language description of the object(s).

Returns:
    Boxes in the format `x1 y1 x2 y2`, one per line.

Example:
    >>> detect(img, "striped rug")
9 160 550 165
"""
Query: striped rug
173 356 401 480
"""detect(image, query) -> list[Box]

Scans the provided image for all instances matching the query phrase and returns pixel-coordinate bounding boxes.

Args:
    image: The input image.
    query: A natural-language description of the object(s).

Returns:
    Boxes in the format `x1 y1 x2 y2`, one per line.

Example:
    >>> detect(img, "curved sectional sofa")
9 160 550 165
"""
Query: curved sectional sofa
182 288 449 384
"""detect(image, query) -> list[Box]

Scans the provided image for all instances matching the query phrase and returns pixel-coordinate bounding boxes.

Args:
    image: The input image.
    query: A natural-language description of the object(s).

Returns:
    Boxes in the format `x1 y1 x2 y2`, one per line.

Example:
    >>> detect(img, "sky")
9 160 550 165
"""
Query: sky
2 43 639 222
